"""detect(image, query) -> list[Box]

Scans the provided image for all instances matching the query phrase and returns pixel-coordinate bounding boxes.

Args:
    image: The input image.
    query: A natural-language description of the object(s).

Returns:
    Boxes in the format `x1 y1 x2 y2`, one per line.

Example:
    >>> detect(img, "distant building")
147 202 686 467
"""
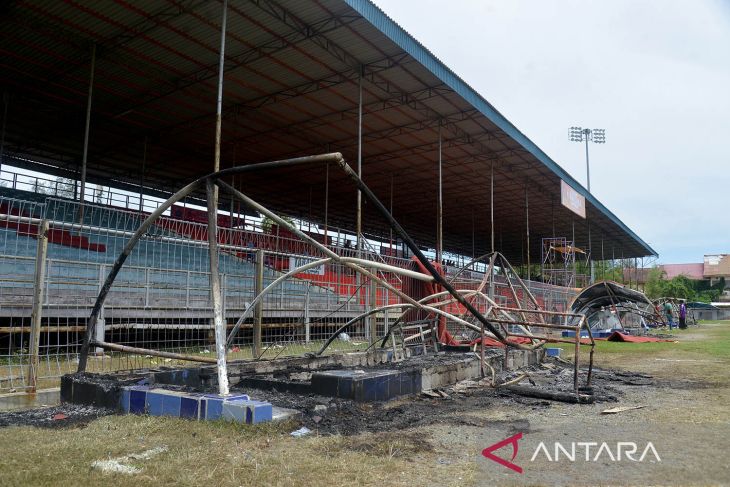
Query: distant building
623 263 704 287
704 254 730 301
627 257 728 301
704 254 730 284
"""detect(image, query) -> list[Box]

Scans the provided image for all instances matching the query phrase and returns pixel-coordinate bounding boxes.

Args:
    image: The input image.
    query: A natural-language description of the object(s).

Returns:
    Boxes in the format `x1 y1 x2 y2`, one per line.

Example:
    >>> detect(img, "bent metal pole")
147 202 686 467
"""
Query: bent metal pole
335 158 508 344
77 153 343 372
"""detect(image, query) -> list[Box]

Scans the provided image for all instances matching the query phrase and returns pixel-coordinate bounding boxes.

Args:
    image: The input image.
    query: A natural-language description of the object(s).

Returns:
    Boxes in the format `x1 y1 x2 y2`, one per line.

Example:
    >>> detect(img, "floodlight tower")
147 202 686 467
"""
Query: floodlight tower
569 126 605 285
569 127 605 193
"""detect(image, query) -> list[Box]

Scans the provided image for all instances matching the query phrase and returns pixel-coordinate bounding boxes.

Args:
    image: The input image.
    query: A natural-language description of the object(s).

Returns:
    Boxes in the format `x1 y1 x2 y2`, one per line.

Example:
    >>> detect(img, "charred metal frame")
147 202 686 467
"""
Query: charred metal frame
78 152 597 397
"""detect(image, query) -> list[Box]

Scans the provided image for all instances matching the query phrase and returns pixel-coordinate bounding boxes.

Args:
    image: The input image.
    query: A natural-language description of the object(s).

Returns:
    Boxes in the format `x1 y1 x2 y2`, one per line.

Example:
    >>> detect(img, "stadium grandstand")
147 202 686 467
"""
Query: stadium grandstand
0 0 655 394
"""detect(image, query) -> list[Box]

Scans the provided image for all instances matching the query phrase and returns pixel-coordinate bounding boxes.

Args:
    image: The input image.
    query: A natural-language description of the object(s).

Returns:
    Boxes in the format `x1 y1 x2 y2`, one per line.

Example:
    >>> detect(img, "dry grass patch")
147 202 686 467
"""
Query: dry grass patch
0 414 473 487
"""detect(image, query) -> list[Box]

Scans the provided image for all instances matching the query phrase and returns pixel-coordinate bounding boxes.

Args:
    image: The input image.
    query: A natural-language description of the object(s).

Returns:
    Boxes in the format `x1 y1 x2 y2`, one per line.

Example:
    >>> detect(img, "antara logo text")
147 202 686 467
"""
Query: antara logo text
482 433 661 474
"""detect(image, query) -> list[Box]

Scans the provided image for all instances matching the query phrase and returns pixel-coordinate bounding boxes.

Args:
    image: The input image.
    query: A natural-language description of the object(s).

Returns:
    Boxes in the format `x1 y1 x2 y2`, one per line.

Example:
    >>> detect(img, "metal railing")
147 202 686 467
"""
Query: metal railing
1 191 578 393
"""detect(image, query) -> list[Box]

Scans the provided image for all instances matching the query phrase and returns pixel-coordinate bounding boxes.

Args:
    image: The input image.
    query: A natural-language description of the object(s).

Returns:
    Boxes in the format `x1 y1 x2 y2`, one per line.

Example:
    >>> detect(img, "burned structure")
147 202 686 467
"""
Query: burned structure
0 0 655 413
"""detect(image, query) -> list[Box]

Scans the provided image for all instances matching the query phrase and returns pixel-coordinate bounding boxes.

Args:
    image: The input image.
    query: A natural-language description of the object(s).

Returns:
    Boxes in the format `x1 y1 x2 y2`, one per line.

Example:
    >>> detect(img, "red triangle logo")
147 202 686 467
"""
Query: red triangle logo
482 432 523 473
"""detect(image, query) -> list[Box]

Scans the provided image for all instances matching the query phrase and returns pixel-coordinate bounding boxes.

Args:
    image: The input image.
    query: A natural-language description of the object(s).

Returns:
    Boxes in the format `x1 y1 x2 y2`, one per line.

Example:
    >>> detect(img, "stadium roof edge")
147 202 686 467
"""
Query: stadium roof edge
344 0 657 257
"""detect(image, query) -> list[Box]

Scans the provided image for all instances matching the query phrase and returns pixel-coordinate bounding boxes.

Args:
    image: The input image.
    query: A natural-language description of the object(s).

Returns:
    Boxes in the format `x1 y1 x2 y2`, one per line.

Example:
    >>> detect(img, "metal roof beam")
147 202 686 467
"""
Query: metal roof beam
104 7 363 118
250 0 547 209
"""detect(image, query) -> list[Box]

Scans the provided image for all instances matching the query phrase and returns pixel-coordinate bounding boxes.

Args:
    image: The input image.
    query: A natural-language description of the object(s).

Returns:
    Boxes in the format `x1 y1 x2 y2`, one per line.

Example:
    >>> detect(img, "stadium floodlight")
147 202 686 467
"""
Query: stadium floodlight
569 126 584 142
592 128 606 144
568 126 606 193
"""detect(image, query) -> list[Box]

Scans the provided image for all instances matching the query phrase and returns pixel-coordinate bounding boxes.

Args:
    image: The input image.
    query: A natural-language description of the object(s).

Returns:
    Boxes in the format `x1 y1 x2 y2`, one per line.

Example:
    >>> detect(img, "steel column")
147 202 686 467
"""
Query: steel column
324 161 329 243
356 66 363 255
525 181 530 281
28 219 49 392
0 92 8 173
208 0 230 396
138 137 147 212
206 180 229 396
254 248 264 356
78 43 96 223
436 121 443 263
490 162 495 253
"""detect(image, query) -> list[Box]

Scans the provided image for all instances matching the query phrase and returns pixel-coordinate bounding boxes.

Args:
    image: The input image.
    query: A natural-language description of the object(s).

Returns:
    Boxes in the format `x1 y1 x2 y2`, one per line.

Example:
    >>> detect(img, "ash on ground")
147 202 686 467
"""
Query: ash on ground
0 404 113 429
238 357 652 436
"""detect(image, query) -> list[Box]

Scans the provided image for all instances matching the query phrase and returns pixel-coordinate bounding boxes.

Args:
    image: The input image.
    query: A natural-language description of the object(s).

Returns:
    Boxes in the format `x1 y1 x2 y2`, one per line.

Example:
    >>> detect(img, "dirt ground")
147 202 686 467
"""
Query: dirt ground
0 322 728 486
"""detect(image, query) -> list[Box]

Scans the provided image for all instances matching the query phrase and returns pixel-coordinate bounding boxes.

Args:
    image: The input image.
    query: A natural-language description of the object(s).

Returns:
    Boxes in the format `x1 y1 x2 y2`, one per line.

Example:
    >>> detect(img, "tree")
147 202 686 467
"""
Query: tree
35 177 75 199
643 266 721 302
260 214 294 233
644 266 666 299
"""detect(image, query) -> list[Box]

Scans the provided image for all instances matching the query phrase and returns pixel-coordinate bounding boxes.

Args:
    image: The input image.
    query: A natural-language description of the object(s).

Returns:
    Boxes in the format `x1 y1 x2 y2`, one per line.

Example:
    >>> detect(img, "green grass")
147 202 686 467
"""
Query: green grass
553 321 730 360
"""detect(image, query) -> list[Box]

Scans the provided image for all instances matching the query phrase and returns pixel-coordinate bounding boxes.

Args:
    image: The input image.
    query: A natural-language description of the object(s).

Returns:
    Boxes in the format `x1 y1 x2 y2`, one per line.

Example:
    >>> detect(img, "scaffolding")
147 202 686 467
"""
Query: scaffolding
541 237 583 288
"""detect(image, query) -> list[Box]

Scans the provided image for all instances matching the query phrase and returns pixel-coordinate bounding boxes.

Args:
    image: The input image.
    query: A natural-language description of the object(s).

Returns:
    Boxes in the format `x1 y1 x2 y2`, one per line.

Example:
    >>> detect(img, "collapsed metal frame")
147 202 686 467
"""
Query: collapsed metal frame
77 152 595 396
569 280 661 333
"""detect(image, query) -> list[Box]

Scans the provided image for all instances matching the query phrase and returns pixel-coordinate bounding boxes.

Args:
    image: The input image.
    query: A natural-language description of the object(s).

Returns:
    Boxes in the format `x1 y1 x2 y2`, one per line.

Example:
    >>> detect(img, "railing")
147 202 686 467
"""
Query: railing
0 190 578 394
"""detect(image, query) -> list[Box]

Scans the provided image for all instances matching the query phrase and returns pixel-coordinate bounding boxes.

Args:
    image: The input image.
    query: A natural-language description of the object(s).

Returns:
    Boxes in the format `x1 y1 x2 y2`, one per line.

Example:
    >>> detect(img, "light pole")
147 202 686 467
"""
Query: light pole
569 126 605 284
569 127 605 193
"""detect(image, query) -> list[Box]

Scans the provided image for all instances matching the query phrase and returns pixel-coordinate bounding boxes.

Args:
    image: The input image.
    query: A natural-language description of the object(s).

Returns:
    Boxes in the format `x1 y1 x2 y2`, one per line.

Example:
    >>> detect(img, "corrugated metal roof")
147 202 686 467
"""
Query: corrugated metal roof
0 0 656 261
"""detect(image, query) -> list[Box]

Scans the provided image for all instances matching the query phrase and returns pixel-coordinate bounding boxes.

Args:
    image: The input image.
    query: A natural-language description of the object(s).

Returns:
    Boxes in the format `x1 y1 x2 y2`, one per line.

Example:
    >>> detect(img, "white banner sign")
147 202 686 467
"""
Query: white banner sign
561 180 586 219
289 256 325 275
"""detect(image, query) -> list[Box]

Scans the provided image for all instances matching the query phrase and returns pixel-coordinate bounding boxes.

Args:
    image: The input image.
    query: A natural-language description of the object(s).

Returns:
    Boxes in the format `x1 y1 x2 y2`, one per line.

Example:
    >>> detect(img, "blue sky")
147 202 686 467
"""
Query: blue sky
373 0 730 264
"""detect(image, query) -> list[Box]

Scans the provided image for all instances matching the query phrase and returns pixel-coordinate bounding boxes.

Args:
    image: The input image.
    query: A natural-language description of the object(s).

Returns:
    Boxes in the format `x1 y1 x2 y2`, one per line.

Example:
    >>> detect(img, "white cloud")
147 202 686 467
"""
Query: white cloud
373 0 730 263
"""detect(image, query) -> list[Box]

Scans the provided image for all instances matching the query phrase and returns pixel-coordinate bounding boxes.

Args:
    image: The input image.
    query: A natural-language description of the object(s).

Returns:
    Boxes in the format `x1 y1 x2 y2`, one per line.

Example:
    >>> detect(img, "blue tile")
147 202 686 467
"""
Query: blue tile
247 401 273 424
119 389 131 413
161 393 181 416
387 374 401 398
362 377 377 402
222 401 247 422
130 389 146 414
146 391 165 416
180 397 199 419
201 394 225 420
226 394 250 401
338 377 353 398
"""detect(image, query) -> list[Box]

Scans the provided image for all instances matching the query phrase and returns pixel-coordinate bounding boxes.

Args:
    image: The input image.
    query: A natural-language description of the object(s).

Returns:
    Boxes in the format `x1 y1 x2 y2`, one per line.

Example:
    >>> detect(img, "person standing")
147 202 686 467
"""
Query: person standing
664 301 675 330
679 300 687 329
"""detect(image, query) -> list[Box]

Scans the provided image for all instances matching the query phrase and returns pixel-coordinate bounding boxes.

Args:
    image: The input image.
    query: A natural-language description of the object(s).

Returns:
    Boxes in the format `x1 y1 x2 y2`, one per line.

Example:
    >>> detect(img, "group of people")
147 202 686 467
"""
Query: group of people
660 300 687 330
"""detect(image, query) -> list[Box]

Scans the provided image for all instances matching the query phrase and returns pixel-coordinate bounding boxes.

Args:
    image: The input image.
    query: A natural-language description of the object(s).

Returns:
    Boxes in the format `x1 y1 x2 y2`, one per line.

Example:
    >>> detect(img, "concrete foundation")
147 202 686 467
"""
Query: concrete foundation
60 347 545 418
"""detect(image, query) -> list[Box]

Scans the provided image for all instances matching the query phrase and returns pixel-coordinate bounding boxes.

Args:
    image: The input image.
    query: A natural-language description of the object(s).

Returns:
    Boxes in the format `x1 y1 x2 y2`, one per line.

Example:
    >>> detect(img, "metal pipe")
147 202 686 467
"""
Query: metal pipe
0 92 8 173
389 174 394 252
490 162 495 253
77 178 202 372
214 0 228 176
436 120 443 263
253 248 264 358
206 179 229 395
324 161 329 244
138 136 147 213
334 158 508 344
29 220 49 392
525 181 530 282
356 65 363 255
78 43 96 223
94 341 218 364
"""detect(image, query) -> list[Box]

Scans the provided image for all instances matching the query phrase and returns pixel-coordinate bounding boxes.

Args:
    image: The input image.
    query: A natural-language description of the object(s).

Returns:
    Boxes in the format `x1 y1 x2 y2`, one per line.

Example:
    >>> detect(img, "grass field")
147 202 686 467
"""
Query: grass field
1 322 728 486
551 322 730 357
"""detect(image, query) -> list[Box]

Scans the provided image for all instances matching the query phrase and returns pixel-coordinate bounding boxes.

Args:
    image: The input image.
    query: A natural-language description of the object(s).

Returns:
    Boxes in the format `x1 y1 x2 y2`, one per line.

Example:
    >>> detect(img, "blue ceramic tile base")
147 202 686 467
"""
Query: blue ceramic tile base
117 387 269 424
311 369 421 402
